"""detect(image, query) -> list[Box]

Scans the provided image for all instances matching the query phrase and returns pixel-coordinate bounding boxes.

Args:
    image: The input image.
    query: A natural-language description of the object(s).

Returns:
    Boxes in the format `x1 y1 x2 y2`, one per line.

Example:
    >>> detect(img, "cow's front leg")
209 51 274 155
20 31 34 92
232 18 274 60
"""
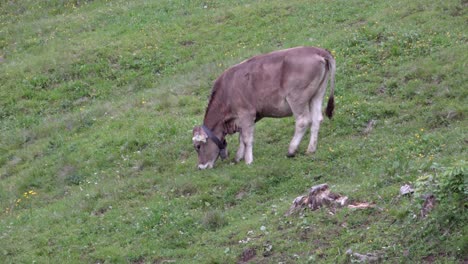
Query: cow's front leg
235 133 245 163
241 126 255 164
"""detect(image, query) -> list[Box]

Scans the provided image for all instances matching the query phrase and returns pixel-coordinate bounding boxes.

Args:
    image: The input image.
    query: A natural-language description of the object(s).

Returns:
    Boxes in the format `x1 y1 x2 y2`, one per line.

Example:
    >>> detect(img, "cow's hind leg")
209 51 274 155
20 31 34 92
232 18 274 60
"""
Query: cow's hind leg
286 98 311 157
307 97 324 154
307 81 327 154
235 133 245 163
288 114 311 157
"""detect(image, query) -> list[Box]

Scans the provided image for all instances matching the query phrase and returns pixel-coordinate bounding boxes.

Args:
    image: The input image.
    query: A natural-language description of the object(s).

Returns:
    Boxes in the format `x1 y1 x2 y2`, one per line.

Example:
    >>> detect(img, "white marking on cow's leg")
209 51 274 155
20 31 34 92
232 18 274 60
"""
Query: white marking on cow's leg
307 88 326 154
288 115 310 156
307 112 323 154
241 126 255 165
235 133 245 163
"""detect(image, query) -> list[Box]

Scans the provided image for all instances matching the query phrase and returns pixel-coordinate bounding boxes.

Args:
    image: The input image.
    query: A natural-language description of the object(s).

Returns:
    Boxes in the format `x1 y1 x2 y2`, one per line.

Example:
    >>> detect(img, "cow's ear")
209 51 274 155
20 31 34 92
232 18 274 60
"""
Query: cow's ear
192 126 208 143
220 148 228 160
220 139 228 160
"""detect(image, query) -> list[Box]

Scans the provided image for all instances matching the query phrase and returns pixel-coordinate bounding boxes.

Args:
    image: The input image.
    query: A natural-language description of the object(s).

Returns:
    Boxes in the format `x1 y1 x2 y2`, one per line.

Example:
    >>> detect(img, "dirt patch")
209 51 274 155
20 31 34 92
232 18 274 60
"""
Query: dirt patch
130 256 145 264
92 207 109 217
420 194 436 218
179 40 195 46
238 247 256 263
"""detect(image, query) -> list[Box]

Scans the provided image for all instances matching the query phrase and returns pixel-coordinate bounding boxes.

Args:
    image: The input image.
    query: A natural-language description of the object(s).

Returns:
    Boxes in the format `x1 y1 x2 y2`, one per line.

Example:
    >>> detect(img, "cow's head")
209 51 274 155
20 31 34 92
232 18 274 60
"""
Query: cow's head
192 125 227 169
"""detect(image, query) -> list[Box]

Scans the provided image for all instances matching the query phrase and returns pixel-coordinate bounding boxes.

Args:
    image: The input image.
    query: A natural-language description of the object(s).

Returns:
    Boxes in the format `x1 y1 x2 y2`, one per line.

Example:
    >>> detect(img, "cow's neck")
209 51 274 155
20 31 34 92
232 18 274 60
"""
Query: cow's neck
203 102 226 139
203 80 239 137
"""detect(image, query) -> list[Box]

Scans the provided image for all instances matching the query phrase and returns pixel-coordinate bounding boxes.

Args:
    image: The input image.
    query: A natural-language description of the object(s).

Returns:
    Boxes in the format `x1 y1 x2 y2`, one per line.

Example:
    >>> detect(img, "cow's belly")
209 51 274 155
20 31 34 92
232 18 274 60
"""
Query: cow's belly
258 98 293 118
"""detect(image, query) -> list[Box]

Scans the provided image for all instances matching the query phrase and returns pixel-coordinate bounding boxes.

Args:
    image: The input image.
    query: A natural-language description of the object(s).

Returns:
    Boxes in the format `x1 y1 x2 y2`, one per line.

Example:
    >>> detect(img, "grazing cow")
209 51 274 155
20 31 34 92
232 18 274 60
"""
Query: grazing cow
192 46 336 169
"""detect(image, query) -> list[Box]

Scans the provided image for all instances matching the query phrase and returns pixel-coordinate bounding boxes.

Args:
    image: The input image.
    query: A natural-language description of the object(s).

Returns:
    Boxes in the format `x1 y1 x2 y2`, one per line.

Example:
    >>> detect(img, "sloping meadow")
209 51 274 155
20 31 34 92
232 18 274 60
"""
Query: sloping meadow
0 0 466 262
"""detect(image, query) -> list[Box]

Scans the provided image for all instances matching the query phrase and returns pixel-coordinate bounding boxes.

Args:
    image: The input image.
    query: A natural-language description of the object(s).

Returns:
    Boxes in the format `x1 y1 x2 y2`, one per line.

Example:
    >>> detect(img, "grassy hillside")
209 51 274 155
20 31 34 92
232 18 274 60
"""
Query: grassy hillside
1 0 466 263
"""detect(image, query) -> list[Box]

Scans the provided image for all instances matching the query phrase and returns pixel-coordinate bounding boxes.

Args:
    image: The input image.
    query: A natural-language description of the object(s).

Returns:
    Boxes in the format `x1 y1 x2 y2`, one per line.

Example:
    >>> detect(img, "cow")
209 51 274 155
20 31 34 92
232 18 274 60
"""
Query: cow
192 46 336 169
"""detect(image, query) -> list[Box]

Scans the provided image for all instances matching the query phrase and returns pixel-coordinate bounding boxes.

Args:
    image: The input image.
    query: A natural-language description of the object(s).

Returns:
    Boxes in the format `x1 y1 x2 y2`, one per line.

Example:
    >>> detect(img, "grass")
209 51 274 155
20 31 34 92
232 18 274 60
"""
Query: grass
1 0 467 263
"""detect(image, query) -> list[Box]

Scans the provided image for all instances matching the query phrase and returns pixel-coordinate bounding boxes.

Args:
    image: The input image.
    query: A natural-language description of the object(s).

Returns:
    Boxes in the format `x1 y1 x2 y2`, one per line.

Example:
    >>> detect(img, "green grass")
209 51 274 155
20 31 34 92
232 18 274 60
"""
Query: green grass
1 0 467 263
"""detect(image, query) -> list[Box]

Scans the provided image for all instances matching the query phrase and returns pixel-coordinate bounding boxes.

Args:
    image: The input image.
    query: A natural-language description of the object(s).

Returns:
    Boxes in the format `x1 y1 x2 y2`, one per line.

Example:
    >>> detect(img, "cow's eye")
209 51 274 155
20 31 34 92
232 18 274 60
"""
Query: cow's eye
195 145 201 151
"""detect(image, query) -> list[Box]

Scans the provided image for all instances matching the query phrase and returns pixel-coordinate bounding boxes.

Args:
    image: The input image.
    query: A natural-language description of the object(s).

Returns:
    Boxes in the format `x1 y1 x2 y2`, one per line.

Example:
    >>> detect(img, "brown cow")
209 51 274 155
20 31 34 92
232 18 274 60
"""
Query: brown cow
192 46 336 169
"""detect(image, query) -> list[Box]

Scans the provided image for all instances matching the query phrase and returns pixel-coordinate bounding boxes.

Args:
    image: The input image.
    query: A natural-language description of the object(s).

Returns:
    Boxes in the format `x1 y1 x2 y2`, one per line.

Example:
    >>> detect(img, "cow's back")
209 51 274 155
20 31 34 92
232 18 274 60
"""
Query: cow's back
215 47 331 118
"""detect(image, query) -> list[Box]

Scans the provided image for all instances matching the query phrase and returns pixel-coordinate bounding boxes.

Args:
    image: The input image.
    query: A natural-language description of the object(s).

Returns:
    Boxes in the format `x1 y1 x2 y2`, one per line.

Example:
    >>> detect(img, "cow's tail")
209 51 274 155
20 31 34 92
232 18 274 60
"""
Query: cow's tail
325 53 336 119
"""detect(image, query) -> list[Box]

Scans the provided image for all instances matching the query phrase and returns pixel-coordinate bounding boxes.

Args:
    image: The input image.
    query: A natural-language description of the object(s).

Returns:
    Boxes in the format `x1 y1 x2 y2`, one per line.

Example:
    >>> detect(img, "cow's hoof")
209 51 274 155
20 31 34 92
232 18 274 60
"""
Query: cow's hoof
306 148 316 155
287 152 295 158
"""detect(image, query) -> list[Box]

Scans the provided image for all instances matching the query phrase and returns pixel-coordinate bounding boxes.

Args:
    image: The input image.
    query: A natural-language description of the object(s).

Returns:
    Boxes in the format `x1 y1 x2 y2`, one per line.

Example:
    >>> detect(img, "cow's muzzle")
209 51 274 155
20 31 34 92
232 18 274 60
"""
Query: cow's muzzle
198 162 214 170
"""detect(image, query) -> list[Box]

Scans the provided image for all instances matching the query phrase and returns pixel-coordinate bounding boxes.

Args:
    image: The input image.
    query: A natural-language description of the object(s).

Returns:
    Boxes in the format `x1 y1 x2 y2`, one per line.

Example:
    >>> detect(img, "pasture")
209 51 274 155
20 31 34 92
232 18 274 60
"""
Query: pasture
0 0 466 262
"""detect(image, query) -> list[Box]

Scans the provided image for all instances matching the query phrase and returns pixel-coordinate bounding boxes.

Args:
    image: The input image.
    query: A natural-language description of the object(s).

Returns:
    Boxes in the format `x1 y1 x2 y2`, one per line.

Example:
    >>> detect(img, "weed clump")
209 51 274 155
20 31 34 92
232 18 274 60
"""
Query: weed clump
411 162 467 257
202 210 228 231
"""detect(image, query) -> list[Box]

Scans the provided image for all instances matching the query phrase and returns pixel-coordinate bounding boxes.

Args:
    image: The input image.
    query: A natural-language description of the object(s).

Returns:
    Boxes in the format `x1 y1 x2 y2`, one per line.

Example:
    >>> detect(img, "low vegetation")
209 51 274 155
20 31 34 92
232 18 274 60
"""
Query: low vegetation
1 0 466 262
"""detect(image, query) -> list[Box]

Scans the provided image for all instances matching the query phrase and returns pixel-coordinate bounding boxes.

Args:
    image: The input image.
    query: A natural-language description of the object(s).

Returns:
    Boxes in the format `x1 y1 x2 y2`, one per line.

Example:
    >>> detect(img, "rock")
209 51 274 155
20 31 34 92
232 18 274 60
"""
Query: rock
263 241 273 257
363 119 377 135
347 202 373 209
286 183 374 216
285 184 348 216
346 249 382 263
400 184 414 196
